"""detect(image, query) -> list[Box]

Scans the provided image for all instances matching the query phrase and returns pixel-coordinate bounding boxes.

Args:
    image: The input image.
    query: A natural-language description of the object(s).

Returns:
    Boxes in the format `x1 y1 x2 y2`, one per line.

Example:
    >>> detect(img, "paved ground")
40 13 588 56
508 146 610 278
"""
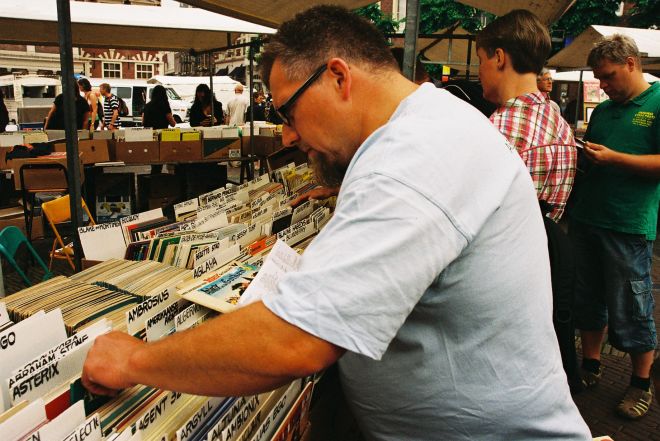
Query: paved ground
2 236 660 440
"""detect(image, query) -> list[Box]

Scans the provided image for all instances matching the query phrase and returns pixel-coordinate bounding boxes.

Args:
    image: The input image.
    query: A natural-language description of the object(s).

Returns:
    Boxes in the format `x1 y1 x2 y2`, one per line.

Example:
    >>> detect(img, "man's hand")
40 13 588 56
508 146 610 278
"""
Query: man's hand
82 331 144 396
290 186 339 207
584 141 620 166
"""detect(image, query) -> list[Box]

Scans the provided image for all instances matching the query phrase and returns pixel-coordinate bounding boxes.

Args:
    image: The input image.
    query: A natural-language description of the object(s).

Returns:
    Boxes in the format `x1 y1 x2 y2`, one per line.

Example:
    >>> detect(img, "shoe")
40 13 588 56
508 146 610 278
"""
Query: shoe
580 366 602 389
616 386 653 420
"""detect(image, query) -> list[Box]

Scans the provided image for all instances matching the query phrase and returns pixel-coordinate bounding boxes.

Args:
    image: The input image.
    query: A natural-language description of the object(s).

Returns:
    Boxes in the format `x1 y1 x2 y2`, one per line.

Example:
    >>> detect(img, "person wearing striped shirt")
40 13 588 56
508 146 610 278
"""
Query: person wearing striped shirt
99 82 121 130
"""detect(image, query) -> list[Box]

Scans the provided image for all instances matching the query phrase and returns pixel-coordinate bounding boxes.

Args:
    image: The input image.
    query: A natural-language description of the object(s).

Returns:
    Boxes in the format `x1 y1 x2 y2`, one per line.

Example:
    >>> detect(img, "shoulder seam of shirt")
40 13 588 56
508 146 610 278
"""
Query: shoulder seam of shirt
346 171 472 242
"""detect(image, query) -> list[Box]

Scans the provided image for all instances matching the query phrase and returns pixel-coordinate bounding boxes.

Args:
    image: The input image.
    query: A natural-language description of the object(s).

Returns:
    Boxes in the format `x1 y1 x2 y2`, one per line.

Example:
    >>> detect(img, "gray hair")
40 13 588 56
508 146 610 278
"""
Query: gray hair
587 34 641 68
537 67 551 79
260 5 398 89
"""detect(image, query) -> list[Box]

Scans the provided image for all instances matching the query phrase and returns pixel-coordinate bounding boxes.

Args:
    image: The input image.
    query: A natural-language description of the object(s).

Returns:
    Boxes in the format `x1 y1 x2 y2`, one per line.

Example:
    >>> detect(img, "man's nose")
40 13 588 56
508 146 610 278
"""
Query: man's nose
282 124 300 148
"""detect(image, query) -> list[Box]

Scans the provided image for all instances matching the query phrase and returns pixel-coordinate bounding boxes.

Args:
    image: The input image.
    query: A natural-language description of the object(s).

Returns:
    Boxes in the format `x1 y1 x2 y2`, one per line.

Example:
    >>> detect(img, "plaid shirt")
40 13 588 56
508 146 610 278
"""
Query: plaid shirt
490 92 577 222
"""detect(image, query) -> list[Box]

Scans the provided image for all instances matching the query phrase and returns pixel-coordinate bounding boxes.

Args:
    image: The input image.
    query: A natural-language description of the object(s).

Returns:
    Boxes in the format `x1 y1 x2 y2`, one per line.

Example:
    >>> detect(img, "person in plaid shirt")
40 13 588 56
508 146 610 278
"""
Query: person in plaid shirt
476 10 577 223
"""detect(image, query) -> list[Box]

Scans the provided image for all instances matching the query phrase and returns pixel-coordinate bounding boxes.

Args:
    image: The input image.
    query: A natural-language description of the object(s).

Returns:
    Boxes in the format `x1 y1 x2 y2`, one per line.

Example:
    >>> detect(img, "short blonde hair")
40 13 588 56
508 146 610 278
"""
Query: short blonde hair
587 34 641 68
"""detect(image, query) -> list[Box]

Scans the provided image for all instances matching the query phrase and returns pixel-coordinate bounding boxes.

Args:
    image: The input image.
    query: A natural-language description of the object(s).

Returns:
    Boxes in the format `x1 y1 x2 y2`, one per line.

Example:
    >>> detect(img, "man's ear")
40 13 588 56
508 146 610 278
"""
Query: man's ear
625 56 636 72
326 58 352 100
495 48 506 70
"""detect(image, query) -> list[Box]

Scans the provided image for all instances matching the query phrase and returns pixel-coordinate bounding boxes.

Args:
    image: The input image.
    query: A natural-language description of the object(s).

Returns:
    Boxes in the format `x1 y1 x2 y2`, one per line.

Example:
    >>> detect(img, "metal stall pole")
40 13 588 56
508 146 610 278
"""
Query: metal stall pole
247 41 255 180
56 0 83 272
574 70 583 128
402 0 421 81
465 36 472 80
209 55 215 126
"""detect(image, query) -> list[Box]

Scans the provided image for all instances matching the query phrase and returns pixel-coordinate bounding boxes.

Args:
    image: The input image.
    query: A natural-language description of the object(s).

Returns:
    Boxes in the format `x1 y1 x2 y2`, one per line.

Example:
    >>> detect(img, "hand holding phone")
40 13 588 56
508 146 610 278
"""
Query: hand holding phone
575 138 586 149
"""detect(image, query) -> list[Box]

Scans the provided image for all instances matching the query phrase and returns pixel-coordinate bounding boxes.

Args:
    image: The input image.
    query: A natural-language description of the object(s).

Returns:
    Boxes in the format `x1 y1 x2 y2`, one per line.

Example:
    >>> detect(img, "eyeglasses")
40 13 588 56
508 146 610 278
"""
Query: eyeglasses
275 64 327 126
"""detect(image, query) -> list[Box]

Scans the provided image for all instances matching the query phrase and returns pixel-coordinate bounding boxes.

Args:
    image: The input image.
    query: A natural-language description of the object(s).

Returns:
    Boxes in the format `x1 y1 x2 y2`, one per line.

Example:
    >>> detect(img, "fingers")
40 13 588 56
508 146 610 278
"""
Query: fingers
81 367 120 397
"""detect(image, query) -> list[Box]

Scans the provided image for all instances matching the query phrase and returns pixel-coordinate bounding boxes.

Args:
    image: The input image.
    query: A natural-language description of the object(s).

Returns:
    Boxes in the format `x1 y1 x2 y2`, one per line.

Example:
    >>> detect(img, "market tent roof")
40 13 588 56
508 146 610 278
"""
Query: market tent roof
457 0 575 23
177 0 375 27
410 27 479 77
148 76 240 85
0 75 60 87
0 0 275 52
551 70 660 83
548 25 660 71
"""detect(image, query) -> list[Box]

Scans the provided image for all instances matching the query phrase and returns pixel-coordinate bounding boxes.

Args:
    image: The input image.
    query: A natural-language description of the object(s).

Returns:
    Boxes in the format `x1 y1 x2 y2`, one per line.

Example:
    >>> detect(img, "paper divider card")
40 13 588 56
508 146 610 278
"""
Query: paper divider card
145 299 190 342
175 397 225 441
62 413 102 441
192 244 241 279
0 309 67 411
78 221 127 261
7 319 111 394
0 303 9 327
0 398 47 441
174 198 200 220
30 400 86 441
174 303 212 333
125 286 177 336
9 333 99 405
247 379 302 441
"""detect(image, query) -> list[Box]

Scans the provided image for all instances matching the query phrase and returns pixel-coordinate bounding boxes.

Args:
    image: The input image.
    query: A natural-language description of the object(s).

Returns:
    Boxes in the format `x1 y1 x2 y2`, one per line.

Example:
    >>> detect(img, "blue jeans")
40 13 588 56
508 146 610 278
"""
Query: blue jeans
570 220 656 353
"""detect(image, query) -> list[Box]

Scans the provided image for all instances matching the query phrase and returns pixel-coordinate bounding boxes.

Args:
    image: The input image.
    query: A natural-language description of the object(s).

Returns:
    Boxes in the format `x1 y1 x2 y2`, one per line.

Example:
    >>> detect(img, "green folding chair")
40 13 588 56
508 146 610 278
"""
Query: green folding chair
0 226 53 287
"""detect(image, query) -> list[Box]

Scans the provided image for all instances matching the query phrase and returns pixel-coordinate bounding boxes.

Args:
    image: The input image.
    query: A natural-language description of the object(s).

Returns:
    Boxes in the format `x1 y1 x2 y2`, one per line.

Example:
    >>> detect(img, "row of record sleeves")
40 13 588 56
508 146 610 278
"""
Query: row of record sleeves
0 160 335 440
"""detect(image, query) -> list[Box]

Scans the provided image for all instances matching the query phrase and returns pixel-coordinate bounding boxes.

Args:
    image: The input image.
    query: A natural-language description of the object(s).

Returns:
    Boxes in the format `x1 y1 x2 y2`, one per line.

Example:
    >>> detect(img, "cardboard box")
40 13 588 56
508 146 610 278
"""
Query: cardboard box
202 138 240 160
54 139 111 165
0 207 43 240
112 141 159 164
147 196 177 211
0 146 11 170
12 154 83 190
138 174 181 199
242 135 282 157
159 140 202 162
81 259 103 270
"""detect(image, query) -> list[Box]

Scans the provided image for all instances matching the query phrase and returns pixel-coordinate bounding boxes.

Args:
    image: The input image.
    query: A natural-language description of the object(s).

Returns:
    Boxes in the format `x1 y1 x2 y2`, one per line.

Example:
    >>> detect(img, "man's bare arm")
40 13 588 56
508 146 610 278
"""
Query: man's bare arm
585 142 660 178
82 301 344 397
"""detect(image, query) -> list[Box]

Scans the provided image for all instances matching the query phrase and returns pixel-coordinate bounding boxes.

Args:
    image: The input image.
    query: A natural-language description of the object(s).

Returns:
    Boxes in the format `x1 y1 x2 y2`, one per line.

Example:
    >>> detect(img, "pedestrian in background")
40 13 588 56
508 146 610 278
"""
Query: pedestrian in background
142 85 176 129
189 84 223 127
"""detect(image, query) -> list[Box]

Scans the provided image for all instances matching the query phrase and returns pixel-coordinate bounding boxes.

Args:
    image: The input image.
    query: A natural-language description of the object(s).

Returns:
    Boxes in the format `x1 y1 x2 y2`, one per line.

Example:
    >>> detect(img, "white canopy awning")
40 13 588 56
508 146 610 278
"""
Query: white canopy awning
548 25 660 71
177 0 375 28
0 75 60 87
457 0 575 24
148 75 240 86
0 0 275 52
551 69 660 83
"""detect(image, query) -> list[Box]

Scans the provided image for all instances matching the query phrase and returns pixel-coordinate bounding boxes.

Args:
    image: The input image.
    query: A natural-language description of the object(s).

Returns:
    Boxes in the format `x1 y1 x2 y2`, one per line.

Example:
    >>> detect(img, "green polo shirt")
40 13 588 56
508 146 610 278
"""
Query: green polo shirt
570 82 660 239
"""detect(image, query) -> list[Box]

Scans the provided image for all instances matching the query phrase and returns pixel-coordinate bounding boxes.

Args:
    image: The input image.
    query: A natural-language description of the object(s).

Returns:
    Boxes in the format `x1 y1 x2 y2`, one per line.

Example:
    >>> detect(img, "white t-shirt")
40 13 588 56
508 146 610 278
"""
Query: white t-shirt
264 84 591 440
225 95 248 126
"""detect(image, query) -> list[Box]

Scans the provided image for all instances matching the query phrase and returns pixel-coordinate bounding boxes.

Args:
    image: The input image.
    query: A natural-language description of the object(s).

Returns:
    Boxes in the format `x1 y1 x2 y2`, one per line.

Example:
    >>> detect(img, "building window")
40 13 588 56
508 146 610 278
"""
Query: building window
103 62 121 78
136 63 153 79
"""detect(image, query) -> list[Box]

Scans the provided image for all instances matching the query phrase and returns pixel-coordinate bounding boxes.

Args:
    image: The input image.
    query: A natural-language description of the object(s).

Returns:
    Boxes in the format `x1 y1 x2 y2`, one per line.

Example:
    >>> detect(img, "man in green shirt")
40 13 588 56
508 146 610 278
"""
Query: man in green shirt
570 34 660 419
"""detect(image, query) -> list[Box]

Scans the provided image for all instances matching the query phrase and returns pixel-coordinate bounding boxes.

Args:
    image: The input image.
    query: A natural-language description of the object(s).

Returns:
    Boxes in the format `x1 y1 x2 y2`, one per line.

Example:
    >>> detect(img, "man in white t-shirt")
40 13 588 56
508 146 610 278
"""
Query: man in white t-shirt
224 84 248 126
83 6 591 440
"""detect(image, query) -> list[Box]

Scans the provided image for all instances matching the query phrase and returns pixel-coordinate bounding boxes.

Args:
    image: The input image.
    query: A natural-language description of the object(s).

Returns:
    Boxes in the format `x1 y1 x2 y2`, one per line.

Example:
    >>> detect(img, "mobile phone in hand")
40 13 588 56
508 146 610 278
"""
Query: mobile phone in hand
575 138 586 149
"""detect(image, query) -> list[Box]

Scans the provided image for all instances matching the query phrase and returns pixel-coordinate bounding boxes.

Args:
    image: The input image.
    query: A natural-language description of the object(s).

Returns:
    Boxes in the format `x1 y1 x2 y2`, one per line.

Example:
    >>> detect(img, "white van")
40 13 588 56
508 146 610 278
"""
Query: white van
0 74 61 127
148 75 249 109
88 78 190 125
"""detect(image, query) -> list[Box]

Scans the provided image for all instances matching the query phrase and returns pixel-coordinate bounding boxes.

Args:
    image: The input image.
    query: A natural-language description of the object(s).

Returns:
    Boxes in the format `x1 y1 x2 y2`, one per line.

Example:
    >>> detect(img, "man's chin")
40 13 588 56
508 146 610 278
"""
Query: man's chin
309 154 347 188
